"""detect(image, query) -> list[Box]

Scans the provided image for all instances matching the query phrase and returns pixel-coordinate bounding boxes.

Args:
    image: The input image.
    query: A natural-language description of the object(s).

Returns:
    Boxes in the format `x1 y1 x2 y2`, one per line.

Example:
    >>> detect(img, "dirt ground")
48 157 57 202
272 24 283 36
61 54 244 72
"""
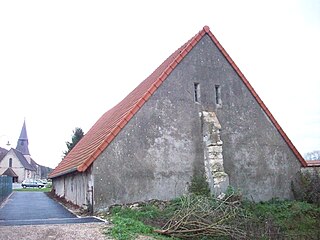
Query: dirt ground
0 222 112 240
0 223 157 240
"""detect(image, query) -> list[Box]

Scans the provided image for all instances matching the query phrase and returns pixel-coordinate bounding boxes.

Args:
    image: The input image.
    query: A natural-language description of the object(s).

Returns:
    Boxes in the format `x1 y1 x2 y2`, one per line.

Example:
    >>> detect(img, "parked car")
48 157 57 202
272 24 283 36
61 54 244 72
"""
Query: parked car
21 180 45 188
40 179 48 184
36 179 48 185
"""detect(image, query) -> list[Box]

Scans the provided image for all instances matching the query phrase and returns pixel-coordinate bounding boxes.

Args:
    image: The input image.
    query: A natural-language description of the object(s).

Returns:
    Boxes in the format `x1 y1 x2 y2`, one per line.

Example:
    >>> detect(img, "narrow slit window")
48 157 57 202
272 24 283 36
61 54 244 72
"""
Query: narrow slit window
9 158 12 168
215 85 222 106
194 83 200 103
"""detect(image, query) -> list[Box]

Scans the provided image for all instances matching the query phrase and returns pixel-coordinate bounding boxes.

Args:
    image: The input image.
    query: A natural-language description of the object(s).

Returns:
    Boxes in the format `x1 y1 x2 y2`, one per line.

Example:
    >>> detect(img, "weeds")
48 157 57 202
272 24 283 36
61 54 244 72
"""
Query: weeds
106 196 320 240
108 216 153 240
188 174 210 196
245 199 320 239
292 169 320 205
107 202 172 240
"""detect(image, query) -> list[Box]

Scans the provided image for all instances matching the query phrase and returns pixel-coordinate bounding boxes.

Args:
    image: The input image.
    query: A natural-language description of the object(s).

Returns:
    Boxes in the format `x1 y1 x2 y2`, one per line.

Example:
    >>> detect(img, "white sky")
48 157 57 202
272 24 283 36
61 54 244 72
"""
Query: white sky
0 0 319 168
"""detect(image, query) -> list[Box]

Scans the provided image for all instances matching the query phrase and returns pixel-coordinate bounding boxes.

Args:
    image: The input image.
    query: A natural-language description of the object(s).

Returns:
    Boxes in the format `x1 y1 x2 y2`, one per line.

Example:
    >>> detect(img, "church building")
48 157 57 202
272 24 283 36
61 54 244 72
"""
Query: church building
0 121 43 182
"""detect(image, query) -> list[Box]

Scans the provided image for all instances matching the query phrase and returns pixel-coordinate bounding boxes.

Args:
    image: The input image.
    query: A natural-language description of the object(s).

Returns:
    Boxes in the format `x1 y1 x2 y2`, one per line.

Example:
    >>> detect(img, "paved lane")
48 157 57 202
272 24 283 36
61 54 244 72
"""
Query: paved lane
0 192 103 226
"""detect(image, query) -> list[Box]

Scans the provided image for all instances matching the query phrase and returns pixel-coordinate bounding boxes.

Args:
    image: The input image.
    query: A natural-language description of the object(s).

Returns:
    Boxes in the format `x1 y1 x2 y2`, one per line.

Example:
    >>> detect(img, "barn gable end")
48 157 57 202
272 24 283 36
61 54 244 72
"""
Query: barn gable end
50 26 313 211
91 33 303 210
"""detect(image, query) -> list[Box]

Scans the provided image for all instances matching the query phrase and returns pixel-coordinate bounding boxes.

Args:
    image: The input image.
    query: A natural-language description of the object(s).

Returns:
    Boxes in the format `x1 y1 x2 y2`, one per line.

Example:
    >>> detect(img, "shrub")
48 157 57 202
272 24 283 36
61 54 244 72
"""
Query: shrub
188 174 210 196
292 169 320 205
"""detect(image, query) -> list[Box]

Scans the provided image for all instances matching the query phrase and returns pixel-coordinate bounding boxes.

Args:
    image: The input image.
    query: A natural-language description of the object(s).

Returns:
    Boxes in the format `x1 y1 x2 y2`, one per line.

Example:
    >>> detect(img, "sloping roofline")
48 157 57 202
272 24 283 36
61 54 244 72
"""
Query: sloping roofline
50 26 313 178
0 147 8 161
2 167 18 177
12 149 36 171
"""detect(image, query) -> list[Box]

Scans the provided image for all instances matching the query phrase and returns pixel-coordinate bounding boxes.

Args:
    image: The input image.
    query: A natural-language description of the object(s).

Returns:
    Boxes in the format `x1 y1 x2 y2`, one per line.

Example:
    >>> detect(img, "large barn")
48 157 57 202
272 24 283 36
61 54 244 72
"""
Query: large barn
49 26 317 212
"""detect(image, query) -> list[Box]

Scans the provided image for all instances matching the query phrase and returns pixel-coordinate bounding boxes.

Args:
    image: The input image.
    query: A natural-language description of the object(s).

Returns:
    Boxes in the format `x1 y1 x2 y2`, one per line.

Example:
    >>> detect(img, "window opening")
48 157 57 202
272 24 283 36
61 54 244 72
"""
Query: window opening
9 158 12 168
194 83 200 103
215 85 222 106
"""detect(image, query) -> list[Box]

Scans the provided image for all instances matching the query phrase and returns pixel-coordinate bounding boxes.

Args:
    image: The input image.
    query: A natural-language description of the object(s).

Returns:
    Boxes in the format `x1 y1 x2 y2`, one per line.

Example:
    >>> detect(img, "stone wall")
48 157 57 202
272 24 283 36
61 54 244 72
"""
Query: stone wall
201 111 229 197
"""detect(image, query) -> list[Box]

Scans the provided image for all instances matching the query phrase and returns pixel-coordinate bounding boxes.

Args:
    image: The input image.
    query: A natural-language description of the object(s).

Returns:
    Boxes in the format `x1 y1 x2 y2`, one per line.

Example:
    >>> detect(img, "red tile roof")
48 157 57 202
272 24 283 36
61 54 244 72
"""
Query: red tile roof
49 26 314 178
306 160 320 167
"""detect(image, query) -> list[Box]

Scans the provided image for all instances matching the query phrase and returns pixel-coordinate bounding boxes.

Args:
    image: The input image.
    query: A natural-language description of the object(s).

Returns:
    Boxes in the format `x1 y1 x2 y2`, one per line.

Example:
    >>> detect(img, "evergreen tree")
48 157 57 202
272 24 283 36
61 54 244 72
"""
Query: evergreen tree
63 127 84 158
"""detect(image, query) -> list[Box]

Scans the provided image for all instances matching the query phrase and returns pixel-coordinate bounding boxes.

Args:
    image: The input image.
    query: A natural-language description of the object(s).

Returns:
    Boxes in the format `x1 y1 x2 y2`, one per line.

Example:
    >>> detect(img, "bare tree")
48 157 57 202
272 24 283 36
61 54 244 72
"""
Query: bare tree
304 150 320 160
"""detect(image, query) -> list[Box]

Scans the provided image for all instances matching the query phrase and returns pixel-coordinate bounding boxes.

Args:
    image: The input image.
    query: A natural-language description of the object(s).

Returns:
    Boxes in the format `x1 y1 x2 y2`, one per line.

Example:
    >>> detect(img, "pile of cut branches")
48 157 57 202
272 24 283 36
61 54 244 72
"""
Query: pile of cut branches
154 194 248 239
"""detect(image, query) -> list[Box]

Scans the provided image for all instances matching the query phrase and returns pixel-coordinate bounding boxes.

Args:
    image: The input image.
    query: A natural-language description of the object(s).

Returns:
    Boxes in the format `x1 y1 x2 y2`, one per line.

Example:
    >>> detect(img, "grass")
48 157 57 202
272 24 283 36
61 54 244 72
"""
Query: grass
106 203 176 240
14 187 52 192
244 199 320 239
108 216 154 240
105 196 320 240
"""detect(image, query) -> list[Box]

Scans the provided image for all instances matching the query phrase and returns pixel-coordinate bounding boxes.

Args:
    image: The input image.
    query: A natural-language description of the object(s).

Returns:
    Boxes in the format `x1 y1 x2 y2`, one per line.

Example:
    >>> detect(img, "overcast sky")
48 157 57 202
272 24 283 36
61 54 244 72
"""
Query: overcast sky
0 0 319 168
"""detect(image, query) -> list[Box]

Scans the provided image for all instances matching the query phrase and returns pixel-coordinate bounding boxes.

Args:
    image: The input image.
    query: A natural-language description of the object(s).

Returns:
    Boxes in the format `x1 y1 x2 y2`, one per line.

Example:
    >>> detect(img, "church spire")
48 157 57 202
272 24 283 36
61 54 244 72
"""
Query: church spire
16 120 30 155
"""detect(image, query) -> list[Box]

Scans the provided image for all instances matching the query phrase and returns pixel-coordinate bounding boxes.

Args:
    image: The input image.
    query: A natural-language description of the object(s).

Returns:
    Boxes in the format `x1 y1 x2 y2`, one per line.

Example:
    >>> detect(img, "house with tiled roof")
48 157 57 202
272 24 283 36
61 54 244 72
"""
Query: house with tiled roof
0 121 48 182
49 26 318 212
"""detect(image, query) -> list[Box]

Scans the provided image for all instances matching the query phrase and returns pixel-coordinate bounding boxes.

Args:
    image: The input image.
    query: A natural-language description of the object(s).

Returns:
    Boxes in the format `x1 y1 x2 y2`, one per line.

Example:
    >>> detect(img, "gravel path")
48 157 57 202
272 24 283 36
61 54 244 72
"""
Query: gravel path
0 222 112 240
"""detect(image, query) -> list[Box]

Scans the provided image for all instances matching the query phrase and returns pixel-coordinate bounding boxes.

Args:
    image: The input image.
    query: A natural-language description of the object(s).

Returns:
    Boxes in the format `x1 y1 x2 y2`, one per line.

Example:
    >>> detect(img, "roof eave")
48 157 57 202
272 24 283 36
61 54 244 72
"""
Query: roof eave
49 167 78 179
306 160 320 167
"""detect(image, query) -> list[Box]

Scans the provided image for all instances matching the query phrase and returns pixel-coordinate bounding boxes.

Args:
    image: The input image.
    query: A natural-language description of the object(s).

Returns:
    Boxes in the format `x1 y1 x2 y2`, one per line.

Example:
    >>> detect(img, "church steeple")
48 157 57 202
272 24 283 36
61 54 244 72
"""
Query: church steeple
16 120 30 155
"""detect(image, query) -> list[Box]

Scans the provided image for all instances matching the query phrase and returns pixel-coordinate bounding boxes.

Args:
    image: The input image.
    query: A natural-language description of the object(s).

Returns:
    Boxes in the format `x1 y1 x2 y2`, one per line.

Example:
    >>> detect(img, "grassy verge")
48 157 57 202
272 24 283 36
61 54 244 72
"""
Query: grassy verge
105 196 320 240
245 199 320 239
14 187 52 192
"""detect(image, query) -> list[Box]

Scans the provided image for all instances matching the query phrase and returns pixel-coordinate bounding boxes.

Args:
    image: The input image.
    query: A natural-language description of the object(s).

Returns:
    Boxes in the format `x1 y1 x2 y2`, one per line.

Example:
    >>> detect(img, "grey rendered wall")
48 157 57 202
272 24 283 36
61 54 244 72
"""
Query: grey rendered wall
52 168 93 209
181 35 301 201
93 34 301 211
93 54 206 212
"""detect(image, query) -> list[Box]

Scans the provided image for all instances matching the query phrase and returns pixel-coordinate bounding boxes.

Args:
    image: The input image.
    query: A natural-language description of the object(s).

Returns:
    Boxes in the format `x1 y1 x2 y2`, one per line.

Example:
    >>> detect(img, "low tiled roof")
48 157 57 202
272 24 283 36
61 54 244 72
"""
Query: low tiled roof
49 26 312 178
2 167 18 177
306 160 320 167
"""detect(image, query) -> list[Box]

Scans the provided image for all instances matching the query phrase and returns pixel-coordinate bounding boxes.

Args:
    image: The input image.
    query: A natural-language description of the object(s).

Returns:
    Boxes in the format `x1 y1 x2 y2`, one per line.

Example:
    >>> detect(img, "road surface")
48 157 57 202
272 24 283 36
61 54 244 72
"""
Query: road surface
0 192 103 226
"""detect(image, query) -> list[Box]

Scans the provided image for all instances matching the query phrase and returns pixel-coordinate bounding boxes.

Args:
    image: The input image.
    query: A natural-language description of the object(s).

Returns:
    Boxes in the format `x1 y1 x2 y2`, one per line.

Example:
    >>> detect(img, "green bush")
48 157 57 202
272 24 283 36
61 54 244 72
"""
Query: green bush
292 169 320 205
188 174 210 196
